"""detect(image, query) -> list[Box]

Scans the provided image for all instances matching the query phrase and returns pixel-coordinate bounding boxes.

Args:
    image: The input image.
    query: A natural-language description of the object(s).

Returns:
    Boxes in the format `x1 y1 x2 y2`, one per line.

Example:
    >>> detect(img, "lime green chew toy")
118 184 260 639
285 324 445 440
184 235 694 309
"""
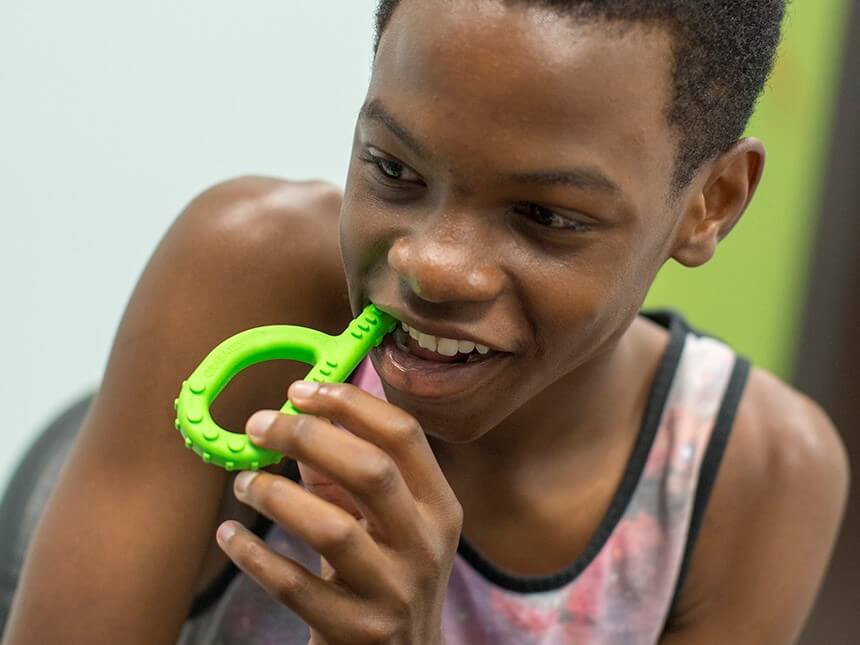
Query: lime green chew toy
174 303 397 472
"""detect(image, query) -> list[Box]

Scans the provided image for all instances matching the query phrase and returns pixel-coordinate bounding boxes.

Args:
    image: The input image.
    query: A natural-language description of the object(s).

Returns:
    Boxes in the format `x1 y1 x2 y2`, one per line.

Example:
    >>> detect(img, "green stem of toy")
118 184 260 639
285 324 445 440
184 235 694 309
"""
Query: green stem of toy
173 304 397 471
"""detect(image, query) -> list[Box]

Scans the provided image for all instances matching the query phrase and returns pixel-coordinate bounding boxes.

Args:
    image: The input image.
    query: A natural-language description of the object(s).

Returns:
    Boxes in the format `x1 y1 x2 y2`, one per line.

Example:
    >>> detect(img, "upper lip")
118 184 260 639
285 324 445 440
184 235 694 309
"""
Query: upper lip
371 302 512 353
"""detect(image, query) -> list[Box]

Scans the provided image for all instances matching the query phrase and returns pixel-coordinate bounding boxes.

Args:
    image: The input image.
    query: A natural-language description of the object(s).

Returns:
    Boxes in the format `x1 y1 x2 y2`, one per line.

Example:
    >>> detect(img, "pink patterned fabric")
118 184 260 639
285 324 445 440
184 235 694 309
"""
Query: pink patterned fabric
202 318 739 645
439 333 736 644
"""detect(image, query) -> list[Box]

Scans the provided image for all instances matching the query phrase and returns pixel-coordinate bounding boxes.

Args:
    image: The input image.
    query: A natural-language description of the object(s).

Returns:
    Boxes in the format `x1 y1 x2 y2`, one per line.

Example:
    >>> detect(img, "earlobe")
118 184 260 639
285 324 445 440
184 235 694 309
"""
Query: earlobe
671 192 714 268
671 138 766 268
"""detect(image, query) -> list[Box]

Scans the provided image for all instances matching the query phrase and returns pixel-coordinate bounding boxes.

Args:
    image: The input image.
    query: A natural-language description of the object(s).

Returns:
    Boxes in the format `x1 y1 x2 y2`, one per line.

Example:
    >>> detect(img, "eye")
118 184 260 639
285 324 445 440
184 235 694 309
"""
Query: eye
359 149 422 186
514 203 592 232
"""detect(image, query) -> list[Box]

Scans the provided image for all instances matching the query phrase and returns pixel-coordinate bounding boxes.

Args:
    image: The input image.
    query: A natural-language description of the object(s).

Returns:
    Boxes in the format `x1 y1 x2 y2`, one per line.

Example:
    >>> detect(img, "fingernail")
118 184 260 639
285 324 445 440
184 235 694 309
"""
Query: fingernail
290 380 318 400
235 470 258 494
247 410 278 438
217 521 237 543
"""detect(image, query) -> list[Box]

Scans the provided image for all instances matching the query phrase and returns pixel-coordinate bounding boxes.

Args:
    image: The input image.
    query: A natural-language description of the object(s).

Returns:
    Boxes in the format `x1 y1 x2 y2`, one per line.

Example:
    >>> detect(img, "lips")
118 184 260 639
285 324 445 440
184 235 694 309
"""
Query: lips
368 301 509 354
369 328 509 400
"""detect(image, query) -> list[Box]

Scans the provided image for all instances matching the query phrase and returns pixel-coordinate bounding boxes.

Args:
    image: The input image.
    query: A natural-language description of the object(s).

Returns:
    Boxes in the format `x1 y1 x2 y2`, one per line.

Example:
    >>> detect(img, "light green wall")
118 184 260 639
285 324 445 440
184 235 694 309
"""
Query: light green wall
644 0 853 378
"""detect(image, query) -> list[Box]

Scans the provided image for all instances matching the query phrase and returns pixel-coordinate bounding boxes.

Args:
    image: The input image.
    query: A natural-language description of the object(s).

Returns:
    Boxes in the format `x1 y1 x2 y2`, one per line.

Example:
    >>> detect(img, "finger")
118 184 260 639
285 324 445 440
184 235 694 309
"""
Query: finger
286 380 455 509
216 520 372 637
247 411 423 548
231 470 391 596
299 460 362 519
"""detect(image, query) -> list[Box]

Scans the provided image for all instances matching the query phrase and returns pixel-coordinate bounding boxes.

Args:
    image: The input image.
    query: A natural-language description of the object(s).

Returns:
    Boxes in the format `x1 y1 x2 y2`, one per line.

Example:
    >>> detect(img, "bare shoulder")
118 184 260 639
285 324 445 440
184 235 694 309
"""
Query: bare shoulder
178 175 350 330
715 366 849 536
706 365 849 514
171 174 353 586
736 367 848 486
2 176 352 643
665 364 850 642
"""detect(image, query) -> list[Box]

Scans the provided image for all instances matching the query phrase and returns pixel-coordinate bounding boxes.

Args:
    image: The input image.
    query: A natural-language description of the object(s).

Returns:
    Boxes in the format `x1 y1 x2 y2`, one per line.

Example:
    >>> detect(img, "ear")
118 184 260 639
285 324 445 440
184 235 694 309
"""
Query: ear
671 138 766 267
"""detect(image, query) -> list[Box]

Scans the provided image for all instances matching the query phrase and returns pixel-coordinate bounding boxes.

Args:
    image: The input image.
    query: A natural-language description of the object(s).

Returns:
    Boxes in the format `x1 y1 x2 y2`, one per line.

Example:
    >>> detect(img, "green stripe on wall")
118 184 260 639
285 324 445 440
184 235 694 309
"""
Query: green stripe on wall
644 0 853 378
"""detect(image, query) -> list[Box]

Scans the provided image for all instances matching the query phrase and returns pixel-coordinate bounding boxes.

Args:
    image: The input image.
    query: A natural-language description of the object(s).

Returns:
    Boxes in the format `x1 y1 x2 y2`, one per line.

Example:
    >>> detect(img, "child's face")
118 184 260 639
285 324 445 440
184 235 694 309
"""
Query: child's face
340 1 684 439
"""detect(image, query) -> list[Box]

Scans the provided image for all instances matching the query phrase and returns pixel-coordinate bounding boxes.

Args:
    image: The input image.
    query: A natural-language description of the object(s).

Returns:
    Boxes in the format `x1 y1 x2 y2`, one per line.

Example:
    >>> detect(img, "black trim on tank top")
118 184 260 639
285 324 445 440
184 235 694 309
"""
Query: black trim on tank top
455 309 688 593
186 459 301 619
666 352 751 616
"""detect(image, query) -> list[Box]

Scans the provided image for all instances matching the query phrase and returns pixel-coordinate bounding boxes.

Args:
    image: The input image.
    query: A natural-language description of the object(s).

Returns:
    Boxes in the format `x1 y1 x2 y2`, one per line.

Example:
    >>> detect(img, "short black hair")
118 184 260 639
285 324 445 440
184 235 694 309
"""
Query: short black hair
372 0 787 192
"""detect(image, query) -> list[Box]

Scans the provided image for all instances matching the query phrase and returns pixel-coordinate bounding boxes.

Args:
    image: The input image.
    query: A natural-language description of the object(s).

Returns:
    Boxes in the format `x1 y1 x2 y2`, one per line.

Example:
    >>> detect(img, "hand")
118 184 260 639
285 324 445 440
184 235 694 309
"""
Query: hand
216 380 463 645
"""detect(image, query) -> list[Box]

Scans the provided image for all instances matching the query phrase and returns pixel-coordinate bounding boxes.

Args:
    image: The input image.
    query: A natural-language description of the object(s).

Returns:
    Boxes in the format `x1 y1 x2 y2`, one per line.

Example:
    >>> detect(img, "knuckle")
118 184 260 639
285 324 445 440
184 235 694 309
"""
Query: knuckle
236 537 267 571
388 587 413 620
446 501 465 541
418 537 446 571
290 414 315 449
449 498 465 530
318 381 352 406
359 453 399 493
317 516 359 552
272 570 304 605
426 492 464 541
360 616 398 644
388 415 423 446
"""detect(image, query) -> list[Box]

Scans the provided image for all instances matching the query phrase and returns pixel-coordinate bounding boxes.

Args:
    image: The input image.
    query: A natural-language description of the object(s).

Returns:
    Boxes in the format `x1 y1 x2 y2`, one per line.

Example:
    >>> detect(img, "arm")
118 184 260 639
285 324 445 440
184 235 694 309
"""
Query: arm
2 176 349 645
660 367 850 645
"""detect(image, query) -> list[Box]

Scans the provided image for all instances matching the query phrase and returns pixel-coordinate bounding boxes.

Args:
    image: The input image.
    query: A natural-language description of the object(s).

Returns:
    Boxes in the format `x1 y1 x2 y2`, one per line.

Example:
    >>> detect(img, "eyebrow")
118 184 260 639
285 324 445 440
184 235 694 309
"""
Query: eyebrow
359 99 434 161
358 98 623 198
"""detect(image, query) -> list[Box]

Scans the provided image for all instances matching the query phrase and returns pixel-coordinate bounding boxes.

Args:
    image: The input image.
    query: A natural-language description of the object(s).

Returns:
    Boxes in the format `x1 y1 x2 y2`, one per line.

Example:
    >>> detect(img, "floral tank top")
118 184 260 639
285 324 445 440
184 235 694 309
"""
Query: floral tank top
178 310 751 645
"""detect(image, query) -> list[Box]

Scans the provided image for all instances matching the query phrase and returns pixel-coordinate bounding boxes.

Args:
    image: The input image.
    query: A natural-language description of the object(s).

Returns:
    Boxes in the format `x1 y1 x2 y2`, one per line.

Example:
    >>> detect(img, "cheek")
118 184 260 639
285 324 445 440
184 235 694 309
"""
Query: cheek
524 243 648 361
338 192 386 282
527 254 619 329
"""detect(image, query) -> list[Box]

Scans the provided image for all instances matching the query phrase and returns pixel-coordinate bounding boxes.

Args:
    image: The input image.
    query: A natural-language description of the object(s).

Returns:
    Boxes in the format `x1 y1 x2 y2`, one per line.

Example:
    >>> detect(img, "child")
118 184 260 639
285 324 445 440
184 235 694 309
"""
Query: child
3 1 848 644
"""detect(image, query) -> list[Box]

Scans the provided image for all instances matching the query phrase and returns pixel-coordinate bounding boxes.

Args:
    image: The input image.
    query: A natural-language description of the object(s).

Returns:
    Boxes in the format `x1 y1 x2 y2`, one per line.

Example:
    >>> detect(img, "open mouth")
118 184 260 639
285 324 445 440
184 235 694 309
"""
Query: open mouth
369 320 510 399
392 324 500 365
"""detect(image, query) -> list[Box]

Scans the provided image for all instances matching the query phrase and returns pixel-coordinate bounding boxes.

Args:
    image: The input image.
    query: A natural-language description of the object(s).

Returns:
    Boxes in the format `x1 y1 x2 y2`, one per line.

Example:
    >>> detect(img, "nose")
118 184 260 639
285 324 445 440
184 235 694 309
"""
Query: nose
387 217 506 303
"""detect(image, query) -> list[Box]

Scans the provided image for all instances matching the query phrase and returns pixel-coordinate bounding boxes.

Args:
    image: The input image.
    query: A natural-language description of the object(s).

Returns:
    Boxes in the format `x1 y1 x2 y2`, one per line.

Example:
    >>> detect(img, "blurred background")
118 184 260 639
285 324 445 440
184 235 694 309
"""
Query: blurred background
0 0 856 642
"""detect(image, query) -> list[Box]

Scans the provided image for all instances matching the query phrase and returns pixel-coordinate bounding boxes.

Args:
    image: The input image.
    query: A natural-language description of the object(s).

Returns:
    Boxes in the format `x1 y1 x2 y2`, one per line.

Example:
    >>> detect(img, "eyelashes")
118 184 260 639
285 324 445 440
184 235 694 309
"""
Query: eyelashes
359 151 421 186
358 150 592 233
512 203 591 232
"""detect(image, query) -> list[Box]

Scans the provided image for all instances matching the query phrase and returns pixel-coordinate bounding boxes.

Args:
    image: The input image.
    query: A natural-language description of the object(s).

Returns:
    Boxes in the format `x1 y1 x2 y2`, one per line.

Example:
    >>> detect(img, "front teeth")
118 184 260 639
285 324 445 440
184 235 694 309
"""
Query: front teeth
400 322 490 357
459 340 476 354
437 338 460 355
418 332 438 352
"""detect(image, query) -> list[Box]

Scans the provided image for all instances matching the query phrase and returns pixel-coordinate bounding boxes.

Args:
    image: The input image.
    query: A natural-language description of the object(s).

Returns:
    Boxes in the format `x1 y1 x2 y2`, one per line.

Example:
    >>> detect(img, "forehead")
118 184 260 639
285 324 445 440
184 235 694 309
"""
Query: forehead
369 0 678 197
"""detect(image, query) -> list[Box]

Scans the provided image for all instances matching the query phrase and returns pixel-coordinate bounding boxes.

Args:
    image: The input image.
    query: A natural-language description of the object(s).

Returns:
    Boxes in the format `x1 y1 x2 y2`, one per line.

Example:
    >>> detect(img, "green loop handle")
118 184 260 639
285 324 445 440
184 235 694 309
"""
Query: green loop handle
173 304 397 471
